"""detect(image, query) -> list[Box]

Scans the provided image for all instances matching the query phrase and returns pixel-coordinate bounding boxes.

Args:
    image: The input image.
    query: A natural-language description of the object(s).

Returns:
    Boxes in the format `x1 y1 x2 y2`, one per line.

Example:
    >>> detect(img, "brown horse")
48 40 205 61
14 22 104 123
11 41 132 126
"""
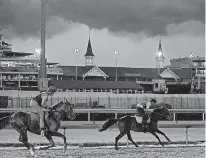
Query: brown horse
99 104 172 150
0 100 75 156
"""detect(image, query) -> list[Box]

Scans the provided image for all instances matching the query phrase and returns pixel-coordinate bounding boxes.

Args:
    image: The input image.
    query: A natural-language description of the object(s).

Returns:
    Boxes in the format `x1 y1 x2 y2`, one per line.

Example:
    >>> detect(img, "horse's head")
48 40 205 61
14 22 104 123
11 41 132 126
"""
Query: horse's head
55 100 76 120
150 104 171 121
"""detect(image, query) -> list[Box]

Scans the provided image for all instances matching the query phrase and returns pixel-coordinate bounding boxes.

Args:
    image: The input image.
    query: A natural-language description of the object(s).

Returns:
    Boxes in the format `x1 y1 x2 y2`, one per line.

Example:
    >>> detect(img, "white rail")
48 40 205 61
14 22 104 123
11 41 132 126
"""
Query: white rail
0 108 205 121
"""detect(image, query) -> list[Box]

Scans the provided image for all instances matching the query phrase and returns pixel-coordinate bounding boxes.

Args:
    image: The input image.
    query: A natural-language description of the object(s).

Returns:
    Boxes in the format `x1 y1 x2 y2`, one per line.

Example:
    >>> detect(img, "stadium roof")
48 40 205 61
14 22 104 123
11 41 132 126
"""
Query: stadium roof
2 51 33 57
59 66 191 79
51 80 144 90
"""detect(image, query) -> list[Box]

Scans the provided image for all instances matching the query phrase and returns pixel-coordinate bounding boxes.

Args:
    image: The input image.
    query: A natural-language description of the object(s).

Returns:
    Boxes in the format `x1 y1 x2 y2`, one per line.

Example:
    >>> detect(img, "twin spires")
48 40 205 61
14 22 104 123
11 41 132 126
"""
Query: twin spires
84 30 94 66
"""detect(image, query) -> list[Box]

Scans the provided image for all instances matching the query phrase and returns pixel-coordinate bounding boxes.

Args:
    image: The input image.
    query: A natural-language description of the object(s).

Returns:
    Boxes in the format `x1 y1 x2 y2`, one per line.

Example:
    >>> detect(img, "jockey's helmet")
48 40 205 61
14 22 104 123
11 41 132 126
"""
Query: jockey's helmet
150 99 157 104
47 86 57 94
136 103 144 109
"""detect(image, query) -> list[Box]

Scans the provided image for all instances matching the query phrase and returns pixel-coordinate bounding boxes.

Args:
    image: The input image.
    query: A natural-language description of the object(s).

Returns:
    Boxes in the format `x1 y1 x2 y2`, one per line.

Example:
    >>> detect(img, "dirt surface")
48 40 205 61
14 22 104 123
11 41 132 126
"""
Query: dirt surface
0 128 204 145
0 146 204 158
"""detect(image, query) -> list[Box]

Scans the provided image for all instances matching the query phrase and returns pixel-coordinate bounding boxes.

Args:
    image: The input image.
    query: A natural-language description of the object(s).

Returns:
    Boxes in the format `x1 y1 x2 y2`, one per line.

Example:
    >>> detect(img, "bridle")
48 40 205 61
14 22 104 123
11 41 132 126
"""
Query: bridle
50 101 73 119
149 106 169 121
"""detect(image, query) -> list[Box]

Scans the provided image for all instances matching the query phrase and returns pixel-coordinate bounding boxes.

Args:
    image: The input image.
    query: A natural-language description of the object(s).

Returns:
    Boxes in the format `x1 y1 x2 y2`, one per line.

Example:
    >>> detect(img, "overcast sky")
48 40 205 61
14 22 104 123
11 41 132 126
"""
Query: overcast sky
0 0 205 68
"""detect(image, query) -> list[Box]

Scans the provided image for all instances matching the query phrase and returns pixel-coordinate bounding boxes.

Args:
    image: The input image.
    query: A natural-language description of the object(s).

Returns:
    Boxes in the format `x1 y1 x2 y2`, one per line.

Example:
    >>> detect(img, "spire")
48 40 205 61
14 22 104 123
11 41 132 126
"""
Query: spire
156 36 165 59
0 26 3 49
158 36 163 54
84 29 94 57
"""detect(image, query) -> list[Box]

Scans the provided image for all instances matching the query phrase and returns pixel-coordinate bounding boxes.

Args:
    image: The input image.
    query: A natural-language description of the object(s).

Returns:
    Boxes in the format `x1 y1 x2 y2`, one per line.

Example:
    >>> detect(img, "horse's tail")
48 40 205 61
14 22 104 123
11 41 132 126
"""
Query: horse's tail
0 116 11 130
98 118 120 132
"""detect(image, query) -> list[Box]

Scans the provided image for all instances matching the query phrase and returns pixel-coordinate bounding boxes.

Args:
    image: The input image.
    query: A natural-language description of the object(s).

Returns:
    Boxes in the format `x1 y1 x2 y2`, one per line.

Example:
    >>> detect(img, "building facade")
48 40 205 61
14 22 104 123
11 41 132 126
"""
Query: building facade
170 55 205 93
0 28 196 94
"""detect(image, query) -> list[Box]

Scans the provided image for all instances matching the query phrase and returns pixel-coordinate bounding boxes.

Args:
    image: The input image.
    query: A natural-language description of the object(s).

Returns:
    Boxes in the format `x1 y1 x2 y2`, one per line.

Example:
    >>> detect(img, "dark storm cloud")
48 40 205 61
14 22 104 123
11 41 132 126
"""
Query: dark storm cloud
47 0 205 36
0 0 41 38
0 0 204 39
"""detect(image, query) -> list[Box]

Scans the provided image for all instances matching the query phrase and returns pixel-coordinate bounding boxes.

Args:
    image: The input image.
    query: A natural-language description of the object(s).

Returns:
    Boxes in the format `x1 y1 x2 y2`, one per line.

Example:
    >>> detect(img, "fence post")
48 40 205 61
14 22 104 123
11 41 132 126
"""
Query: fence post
186 126 191 146
88 112 90 121
108 97 111 109
173 113 176 122
202 113 205 121
115 112 118 119
117 96 119 109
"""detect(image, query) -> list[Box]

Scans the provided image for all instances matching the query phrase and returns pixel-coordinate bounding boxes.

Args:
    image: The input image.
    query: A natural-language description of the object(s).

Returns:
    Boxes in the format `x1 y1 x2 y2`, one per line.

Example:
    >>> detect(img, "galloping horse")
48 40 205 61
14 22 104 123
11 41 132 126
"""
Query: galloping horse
0 100 75 156
99 103 172 150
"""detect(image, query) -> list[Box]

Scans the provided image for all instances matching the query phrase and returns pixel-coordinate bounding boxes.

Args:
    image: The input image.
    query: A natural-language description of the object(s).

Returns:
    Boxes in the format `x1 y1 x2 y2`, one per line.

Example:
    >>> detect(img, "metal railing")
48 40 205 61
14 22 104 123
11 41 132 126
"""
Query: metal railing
1 94 205 109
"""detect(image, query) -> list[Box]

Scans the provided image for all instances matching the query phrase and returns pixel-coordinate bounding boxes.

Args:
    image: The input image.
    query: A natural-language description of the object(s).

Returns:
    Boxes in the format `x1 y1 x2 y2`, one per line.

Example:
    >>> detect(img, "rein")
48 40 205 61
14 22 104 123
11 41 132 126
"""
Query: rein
50 102 71 119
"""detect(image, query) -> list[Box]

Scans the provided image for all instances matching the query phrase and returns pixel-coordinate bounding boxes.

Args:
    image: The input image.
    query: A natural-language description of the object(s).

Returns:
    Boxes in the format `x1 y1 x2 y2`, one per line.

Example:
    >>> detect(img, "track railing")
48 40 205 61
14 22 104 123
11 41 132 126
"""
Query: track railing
0 108 205 121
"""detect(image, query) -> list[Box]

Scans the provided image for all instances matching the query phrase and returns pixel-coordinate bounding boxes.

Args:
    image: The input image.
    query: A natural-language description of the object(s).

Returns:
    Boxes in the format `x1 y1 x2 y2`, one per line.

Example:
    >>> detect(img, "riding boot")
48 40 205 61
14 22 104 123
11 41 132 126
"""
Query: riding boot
39 109 45 137
142 118 147 133
143 127 147 133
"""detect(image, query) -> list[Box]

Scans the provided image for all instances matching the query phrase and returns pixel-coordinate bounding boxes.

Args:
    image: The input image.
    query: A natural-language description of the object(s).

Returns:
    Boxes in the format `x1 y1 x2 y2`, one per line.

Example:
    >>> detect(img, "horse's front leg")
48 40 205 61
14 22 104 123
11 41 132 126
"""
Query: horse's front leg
156 129 171 143
150 131 164 147
49 131 67 152
39 132 55 150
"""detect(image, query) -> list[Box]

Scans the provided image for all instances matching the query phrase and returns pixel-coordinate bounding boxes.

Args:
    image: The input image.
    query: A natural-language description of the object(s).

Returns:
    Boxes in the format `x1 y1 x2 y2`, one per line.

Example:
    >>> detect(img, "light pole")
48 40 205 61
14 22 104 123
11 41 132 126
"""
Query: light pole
75 48 80 80
38 0 47 91
115 50 119 81
40 0 46 79
189 53 194 93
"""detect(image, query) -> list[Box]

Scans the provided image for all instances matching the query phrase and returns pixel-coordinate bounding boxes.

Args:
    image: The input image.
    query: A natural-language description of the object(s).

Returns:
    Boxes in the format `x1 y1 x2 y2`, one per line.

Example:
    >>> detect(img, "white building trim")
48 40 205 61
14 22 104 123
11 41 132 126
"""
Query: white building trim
160 68 180 81
82 66 109 79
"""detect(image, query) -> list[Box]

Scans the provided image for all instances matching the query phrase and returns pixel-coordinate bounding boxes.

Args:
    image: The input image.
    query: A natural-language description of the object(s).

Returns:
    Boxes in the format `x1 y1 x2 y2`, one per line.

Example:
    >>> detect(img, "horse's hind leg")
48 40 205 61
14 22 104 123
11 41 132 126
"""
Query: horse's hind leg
12 123 35 156
156 129 171 143
19 131 35 156
127 131 138 147
115 132 126 150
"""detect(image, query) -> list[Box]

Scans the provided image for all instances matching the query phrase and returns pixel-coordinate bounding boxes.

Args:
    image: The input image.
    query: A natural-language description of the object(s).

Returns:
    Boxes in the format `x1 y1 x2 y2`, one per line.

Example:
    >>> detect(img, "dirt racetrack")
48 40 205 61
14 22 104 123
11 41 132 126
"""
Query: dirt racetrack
0 146 205 158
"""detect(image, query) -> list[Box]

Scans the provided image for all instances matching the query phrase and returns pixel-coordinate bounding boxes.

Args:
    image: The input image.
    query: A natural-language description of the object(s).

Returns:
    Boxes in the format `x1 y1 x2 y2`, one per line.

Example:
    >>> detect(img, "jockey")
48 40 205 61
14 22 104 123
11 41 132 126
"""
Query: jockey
136 99 157 132
30 86 57 136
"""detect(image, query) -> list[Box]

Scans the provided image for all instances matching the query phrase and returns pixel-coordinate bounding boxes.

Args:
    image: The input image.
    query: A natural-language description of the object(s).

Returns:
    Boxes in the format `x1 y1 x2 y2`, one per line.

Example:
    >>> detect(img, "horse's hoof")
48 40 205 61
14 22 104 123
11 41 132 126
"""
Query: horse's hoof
98 129 103 132
115 147 119 150
63 146 67 152
29 147 35 156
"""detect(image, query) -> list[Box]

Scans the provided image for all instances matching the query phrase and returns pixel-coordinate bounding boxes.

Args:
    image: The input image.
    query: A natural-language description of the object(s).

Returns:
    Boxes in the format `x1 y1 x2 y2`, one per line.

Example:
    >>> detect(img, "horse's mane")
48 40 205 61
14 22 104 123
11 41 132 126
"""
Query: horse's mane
51 101 64 110
149 103 172 109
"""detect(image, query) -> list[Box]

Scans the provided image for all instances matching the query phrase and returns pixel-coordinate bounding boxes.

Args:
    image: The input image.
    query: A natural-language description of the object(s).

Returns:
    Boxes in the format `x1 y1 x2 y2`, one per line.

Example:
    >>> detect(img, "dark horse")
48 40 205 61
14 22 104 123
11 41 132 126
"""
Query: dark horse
0 100 75 156
99 104 172 150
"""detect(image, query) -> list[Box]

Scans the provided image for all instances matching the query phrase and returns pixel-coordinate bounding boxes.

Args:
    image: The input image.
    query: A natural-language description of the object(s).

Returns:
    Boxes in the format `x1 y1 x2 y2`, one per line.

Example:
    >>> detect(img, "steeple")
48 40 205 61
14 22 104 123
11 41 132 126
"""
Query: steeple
0 26 3 48
155 36 165 74
84 30 95 66
158 36 163 54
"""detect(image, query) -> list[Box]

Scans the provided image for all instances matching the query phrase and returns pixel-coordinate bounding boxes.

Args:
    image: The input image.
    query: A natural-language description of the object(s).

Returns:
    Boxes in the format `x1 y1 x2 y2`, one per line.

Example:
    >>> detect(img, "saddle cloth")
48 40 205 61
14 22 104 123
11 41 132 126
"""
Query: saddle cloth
132 115 150 124
30 111 51 126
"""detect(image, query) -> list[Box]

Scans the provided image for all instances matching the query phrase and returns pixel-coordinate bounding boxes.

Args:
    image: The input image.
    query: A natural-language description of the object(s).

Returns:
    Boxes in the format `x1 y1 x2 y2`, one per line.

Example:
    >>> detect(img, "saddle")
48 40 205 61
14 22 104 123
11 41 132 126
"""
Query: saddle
132 115 150 125
30 110 53 132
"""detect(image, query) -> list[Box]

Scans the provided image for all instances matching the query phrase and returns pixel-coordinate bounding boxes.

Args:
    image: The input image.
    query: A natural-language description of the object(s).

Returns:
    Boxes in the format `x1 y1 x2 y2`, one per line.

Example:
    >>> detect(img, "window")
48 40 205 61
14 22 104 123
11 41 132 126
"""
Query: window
155 83 158 88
